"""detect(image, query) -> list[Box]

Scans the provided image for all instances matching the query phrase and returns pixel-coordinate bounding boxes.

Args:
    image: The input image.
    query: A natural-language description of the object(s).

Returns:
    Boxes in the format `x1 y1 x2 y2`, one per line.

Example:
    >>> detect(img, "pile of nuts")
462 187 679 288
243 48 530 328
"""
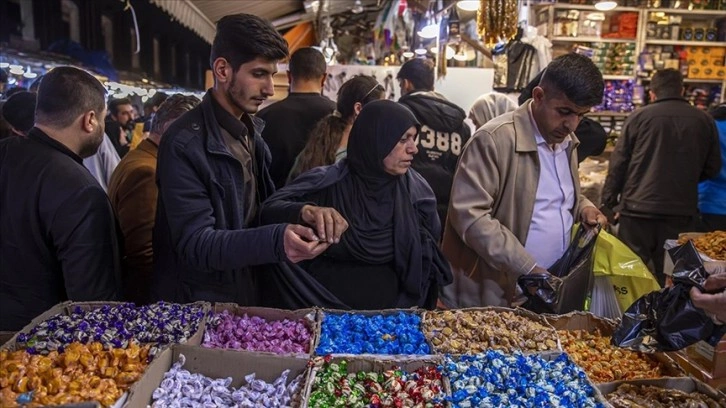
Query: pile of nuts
678 231 726 261
558 330 665 383
607 383 726 408
422 310 559 354
0 342 150 407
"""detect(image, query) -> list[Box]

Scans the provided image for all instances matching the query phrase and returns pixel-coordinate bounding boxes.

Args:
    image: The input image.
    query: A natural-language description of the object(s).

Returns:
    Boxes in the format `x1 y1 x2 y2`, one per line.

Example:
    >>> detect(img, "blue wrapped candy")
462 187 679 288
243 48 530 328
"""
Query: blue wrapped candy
316 312 430 355
443 351 605 408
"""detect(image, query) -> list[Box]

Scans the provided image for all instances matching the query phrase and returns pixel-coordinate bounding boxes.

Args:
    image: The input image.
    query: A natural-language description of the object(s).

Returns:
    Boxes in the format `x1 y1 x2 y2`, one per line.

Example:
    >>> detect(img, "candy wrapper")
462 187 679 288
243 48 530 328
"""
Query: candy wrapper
306 357 445 408
443 351 606 408
316 312 430 355
203 310 312 355
612 241 726 352
150 354 303 407
15 302 206 357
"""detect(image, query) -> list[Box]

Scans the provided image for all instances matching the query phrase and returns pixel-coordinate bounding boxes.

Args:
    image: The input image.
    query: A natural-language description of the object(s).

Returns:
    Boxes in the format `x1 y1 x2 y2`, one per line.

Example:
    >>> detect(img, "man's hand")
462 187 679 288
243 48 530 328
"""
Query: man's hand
283 224 330 263
690 263 726 324
300 205 348 244
581 206 608 229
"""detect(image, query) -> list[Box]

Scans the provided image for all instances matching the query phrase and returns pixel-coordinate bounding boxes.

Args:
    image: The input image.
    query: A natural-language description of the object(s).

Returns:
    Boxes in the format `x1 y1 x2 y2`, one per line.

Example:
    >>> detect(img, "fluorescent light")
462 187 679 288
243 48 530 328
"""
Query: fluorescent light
457 0 480 11
594 1 617 10
418 23 440 39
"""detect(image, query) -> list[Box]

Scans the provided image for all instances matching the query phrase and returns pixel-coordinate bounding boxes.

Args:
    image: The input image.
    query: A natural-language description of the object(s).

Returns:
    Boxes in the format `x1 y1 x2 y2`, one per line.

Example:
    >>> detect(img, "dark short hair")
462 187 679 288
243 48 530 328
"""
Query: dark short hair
210 13 289 71
5 86 27 99
289 47 326 81
539 53 604 107
337 75 384 120
35 66 106 128
146 92 169 109
151 94 200 136
2 91 36 132
108 98 132 116
397 58 435 91
650 68 683 99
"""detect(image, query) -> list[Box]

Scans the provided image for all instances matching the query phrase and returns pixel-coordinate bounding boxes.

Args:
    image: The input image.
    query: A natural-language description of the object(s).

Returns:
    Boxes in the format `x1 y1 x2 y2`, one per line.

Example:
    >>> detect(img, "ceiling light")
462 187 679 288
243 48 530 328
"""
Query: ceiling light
9 67 24 76
594 1 618 11
414 47 428 55
418 23 440 39
0 62 8 68
402 50 414 58
23 66 37 79
351 0 364 14
9 64 23 71
457 0 480 11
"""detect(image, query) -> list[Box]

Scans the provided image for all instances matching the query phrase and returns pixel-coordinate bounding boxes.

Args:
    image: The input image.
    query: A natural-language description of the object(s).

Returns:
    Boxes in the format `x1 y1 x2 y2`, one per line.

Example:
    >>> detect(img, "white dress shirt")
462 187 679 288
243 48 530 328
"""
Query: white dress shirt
524 106 575 269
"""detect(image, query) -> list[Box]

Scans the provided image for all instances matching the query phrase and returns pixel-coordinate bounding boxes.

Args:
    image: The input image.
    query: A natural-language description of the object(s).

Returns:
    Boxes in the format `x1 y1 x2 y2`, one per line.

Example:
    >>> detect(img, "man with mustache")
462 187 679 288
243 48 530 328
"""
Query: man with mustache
152 13 331 304
441 53 608 308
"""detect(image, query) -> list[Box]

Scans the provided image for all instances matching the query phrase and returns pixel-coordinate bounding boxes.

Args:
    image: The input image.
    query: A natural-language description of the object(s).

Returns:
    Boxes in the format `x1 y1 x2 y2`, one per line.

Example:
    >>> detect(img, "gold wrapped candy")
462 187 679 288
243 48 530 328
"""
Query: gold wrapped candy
0 342 150 407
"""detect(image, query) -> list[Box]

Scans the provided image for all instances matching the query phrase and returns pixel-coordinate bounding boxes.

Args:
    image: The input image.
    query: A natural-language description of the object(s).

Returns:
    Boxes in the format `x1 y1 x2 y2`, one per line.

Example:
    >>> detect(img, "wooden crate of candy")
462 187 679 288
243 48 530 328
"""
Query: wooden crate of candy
545 311 684 384
313 308 435 360
421 307 561 355
0 301 209 408
598 377 726 407
441 351 610 407
124 343 308 408
203 303 317 358
302 356 449 408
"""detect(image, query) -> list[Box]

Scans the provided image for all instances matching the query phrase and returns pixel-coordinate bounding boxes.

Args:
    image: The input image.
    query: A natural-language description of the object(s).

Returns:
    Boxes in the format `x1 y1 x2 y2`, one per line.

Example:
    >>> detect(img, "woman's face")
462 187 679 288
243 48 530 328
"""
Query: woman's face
382 126 419 176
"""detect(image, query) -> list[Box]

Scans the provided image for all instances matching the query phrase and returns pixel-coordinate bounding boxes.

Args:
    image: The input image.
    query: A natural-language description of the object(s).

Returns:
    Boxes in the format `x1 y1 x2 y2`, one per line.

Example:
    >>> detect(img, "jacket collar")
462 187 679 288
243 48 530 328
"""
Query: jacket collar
136 138 158 158
651 96 688 105
27 127 83 164
513 100 581 152
200 90 266 156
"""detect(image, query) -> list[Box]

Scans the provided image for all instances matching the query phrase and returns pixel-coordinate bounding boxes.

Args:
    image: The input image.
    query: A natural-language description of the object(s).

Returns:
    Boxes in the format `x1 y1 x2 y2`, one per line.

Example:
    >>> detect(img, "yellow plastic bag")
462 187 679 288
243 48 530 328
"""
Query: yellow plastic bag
592 229 661 311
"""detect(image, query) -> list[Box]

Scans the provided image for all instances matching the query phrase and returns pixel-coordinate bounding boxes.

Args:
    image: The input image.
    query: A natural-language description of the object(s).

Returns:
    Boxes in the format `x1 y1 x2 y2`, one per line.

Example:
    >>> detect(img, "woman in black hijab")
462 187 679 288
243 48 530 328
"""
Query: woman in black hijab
260 100 452 309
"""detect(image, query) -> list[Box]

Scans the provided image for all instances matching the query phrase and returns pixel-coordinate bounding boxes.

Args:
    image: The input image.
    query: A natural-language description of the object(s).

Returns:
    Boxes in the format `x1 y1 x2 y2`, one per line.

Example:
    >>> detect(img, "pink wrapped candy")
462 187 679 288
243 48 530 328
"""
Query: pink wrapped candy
203 310 312 354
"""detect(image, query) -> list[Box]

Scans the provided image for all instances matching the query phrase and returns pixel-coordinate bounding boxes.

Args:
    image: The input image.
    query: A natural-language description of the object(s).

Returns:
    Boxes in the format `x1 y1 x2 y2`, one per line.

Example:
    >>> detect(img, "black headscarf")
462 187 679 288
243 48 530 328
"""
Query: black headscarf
263 100 452 308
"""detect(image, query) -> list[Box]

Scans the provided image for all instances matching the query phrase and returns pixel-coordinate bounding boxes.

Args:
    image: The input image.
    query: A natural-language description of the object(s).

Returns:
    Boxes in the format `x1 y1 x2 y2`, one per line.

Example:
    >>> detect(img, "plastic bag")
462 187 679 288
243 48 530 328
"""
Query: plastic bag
611 241 726 352
592 229 661 312
519 224 600 314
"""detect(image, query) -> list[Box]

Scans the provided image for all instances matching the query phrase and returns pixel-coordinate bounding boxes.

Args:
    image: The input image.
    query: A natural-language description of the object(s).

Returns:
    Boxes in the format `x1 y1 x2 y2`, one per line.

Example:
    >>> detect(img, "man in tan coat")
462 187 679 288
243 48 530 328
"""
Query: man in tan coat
441 53 608 308
108 94 200 304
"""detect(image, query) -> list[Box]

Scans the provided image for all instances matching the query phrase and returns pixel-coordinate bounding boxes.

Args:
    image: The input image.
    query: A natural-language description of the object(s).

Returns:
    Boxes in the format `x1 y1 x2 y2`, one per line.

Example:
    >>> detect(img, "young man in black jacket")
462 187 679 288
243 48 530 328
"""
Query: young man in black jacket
0 67 121 330
397 58 471 225
153 14 339 305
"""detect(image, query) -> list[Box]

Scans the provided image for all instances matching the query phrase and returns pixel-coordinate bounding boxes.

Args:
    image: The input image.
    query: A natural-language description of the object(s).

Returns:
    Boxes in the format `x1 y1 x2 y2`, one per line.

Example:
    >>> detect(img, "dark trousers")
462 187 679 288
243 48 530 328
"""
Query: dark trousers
617 215 696 285
701 213 726 232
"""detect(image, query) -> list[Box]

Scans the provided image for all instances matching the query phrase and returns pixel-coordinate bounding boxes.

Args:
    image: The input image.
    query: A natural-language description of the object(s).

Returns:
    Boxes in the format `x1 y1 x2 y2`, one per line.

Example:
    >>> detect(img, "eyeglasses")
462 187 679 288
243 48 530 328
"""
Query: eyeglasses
361 83 383 101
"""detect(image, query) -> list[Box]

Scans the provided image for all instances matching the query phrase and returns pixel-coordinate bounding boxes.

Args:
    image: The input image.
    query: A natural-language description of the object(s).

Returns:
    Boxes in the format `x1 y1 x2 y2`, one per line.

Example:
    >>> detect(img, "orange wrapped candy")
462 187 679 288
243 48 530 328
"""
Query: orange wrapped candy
559 329 665 383
0 342 150 407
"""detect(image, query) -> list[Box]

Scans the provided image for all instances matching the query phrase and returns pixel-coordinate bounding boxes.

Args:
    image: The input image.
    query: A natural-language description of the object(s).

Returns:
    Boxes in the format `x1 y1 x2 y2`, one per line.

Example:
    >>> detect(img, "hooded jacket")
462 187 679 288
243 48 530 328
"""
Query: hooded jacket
399 91 471 224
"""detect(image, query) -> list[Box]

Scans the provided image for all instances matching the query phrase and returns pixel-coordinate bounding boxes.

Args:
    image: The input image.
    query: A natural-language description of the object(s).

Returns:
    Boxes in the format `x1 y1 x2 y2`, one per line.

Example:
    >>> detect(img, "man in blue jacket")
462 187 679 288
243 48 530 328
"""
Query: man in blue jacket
152 14 337 304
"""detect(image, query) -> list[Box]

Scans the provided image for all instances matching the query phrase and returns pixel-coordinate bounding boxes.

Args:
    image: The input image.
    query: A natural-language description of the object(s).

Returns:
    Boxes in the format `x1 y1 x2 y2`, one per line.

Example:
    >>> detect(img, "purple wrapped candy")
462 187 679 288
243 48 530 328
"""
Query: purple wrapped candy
150 354 304 408
203 310 312 354
17 302 205 355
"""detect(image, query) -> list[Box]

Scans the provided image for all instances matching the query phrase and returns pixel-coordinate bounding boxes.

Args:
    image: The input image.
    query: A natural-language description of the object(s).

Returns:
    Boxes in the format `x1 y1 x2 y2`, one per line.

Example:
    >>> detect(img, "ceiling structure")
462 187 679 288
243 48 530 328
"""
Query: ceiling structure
150 0 396 44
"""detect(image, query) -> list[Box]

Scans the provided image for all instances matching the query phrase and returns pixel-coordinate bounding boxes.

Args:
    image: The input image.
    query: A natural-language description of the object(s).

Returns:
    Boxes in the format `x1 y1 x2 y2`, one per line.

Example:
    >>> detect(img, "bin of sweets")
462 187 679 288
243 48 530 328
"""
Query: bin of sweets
315 311 431 356
203 306 315 356
599 378 726 408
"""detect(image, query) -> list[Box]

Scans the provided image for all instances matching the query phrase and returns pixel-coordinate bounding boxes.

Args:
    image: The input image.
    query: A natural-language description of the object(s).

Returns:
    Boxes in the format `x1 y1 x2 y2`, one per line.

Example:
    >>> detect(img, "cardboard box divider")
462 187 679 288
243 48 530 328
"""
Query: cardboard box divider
597 377 726 405
545 311 685 380
670 350 726 392
1 301 210 352
205 303 318 357
421 306 562 354
124 344 310 408
301 356 448 408
314 308 436 360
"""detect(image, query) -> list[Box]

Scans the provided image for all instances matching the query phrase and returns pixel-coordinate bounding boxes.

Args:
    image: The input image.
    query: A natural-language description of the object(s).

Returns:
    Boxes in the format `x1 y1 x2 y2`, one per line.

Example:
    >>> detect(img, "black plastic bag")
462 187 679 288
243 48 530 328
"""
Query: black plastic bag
611 241 726 352
518 224 600 314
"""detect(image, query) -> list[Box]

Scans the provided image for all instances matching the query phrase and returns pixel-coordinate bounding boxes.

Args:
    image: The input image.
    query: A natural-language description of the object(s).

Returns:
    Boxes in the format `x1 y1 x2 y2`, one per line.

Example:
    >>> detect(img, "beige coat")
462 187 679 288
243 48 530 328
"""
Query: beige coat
440 101 594 308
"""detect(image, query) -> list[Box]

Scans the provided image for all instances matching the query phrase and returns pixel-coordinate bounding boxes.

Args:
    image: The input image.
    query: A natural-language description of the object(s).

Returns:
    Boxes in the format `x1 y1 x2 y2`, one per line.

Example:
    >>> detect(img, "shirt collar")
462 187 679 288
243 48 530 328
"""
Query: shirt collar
27 127 83 164
209 93 249 140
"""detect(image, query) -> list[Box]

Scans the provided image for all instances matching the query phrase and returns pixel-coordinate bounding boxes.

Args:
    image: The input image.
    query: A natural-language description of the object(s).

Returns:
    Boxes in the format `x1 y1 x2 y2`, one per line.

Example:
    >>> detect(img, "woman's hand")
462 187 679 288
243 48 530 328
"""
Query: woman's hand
300 205 349 244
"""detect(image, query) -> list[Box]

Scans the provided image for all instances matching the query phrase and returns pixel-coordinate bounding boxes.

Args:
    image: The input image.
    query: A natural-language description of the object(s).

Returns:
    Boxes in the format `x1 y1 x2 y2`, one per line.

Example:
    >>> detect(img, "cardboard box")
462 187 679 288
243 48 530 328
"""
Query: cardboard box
1 301 209 352
314 308 435 360
545 311 684 381
125 344 310 408
677 339 726 381
422 306 562 355
598 377 726 404
205 303 318 357
670 351 726 392
301 356 446 408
